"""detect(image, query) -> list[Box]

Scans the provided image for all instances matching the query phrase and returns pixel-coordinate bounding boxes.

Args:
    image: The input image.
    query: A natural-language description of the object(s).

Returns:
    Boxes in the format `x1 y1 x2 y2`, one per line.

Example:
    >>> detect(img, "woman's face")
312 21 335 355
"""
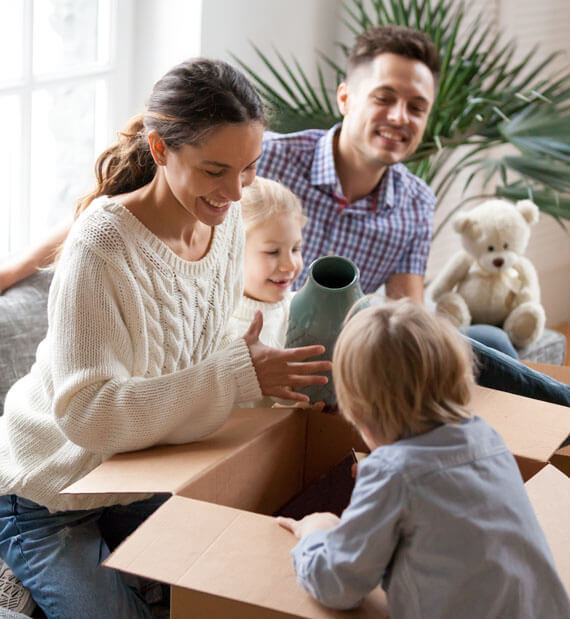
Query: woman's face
157 121 264 227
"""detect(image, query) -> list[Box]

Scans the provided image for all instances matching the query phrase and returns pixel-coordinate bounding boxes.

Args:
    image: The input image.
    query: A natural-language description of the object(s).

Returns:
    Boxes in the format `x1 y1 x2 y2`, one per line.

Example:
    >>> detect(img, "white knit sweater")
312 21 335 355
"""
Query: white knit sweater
227 292 291 349
0 198 262 512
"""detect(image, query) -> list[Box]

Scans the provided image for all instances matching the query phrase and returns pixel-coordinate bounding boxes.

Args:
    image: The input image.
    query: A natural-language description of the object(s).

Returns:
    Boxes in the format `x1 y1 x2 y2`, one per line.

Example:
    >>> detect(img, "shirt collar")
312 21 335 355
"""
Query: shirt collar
379 165 396 210
310 122 397 210
310 123 341 188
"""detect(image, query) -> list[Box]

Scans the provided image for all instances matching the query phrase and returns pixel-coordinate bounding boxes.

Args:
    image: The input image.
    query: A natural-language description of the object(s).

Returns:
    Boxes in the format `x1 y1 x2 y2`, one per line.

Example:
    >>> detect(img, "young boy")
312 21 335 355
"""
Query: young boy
278 299 570 617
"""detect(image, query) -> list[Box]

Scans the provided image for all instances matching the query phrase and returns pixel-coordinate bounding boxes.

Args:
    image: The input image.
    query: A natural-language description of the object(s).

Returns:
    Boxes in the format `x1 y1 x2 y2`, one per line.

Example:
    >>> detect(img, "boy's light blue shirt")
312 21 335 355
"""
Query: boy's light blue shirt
291 417 569 618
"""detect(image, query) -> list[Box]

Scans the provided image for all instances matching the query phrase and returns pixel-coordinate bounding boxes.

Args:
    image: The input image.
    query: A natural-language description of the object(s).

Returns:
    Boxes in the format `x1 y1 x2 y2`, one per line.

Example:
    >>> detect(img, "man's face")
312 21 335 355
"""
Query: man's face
337 53 435 168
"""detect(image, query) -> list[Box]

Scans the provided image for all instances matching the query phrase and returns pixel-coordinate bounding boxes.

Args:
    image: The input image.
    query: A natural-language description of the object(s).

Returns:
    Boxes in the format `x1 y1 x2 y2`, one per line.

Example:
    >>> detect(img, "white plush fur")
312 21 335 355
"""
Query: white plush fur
429 199 545 348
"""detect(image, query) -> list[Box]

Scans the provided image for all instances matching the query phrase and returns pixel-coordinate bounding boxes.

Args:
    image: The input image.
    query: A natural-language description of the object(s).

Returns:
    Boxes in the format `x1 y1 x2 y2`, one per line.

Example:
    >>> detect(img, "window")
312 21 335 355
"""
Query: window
0 0 133 256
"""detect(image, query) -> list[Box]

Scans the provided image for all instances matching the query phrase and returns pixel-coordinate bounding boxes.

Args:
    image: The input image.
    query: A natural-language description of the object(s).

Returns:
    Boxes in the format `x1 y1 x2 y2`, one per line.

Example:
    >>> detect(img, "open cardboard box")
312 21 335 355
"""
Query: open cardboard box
525 465 570 590
471 385 570 480
515 360 570 477
66 405 381 618
65 386 570 617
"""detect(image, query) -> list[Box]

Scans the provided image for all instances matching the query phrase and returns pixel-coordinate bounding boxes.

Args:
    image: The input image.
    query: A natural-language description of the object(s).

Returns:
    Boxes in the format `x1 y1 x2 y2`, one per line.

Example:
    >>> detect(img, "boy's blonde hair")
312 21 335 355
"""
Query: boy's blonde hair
332 298 475 444
240 176 307 232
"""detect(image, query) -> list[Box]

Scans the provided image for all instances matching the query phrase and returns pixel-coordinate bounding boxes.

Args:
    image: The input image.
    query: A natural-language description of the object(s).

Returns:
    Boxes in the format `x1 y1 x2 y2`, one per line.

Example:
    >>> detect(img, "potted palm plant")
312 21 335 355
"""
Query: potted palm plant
234 0 570 237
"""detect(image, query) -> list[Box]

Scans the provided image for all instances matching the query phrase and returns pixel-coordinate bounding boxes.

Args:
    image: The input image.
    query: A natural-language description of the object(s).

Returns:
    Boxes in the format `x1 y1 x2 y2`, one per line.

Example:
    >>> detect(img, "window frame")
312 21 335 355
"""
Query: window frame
0 0 135 256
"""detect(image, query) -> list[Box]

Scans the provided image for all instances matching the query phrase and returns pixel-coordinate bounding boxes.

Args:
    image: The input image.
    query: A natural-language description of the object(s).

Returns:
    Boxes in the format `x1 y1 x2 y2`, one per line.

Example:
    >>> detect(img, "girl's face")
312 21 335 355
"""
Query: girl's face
244 213 304 303
155 121 264 227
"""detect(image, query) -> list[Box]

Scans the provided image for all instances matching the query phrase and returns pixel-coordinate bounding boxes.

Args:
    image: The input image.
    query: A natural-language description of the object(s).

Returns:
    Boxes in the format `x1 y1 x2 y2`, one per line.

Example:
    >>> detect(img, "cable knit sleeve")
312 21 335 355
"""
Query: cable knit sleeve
48 209 261 453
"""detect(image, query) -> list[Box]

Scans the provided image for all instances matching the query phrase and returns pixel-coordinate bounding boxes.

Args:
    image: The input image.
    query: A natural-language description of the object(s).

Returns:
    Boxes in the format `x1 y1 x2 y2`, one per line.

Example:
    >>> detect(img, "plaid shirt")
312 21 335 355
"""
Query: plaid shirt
258 124 435 293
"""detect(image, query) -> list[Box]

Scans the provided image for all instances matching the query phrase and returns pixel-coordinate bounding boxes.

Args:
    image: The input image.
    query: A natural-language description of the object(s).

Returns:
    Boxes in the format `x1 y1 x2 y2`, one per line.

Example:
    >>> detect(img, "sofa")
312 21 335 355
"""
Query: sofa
0 269 567 616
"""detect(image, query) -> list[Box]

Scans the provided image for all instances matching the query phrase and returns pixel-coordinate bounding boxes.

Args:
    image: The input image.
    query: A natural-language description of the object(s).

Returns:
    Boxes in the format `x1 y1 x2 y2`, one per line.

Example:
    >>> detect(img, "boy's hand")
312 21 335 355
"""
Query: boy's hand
276 512 340 539
244 311 332 402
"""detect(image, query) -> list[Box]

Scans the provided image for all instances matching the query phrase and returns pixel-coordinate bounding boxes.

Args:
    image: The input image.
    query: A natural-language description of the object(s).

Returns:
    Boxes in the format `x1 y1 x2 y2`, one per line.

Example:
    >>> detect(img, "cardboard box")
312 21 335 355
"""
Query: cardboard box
105 495 389 618
525 465 570 591
550 445 570 477
520 362 570 478
66 386 570 616
66 406 311 515
471 386 570 480
67 405 376 617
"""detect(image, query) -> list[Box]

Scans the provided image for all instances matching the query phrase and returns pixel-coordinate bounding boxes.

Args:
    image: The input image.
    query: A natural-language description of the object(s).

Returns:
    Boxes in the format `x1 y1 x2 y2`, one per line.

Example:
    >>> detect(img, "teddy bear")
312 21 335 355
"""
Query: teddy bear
429 199 545 349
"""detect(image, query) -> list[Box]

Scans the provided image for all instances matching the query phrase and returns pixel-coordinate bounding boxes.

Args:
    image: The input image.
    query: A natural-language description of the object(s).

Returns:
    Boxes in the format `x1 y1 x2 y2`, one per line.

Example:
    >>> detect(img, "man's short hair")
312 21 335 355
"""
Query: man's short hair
347 25 441 84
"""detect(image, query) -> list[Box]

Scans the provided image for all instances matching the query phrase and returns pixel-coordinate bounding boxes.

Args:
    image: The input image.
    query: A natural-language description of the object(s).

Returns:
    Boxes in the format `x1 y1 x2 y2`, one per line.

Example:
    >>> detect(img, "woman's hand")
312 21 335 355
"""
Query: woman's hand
277 512 340 539
243 311 332 403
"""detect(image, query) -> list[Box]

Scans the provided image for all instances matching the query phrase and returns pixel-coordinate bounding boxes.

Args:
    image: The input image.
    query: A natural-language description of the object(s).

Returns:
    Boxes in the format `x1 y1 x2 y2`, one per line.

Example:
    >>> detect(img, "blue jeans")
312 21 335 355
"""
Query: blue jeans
465 324 519 359
468 337 570 407
0 494 169 619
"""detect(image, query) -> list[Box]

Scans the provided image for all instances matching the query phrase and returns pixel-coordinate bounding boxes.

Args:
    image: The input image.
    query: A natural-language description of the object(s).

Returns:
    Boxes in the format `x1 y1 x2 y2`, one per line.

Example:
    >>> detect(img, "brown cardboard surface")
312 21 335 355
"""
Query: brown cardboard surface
105 496 389 619
524 361 570 386
303 409 367 488
175 406 306 514
550 445 570 477
525 465 570 592
64 407 301 497
471 386 570 476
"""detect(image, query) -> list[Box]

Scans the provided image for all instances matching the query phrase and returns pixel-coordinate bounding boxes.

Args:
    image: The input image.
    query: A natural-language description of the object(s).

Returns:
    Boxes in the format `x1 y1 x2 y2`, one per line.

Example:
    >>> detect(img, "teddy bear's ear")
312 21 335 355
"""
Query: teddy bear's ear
453 212 481 239
516 200 539 226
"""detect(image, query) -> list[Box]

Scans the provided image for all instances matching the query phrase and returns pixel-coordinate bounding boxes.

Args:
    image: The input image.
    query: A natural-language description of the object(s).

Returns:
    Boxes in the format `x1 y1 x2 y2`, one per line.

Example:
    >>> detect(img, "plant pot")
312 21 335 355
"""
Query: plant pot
285 255 364 407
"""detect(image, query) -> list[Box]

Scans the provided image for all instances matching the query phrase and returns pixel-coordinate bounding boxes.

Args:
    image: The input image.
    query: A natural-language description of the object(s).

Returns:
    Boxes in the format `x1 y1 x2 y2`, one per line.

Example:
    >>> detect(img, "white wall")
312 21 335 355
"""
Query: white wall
127 0 345 117
127 0 203 119
200 0 344 80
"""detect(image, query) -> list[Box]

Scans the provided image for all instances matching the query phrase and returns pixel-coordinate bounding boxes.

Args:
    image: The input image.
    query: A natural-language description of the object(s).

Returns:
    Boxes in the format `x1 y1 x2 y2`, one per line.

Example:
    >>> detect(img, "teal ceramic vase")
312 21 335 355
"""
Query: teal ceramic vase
285 255 364 407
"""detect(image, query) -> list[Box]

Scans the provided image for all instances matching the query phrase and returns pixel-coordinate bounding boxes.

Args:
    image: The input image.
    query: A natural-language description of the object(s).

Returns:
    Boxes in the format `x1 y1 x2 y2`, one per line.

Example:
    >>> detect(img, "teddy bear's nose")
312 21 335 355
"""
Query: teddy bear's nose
493 258 504 268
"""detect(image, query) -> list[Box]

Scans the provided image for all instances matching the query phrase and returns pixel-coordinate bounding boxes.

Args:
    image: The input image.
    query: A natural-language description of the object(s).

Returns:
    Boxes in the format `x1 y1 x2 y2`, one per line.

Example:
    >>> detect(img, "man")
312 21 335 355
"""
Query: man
258 25 438 301
256 25 569 406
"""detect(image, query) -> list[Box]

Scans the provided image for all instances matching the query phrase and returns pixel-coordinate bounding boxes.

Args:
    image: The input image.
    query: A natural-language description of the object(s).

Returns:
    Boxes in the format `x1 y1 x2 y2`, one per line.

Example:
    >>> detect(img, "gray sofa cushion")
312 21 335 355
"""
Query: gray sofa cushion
518 328 567 365
0 270 53 415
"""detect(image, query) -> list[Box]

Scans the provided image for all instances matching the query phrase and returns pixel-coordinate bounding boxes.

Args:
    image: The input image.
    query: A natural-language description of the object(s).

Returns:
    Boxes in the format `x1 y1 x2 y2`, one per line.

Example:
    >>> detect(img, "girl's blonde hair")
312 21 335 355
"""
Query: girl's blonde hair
240 177 307 232
332 298 475 444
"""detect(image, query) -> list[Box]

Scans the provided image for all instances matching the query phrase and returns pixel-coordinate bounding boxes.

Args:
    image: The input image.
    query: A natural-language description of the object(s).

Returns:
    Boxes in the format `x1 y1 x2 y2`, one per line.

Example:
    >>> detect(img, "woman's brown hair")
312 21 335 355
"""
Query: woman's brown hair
75 58 265 217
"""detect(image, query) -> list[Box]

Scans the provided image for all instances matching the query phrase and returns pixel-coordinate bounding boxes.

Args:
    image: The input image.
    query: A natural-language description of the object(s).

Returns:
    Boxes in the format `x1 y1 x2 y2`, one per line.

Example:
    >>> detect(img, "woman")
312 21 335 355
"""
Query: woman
0 58 330 618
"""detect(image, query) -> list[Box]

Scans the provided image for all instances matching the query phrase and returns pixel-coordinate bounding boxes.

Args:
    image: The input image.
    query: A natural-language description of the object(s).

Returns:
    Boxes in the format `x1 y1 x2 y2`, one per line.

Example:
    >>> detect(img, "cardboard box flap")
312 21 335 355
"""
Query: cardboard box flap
105 496 389 618
64 407 299 496
525 465 570 592
472 386 570 462
550 445 570 477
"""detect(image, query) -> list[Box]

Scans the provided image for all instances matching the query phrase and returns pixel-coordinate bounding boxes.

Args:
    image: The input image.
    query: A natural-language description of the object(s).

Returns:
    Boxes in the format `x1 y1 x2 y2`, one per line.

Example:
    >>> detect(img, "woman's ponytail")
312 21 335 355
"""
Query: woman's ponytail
74 114 156 217
75 58 265 218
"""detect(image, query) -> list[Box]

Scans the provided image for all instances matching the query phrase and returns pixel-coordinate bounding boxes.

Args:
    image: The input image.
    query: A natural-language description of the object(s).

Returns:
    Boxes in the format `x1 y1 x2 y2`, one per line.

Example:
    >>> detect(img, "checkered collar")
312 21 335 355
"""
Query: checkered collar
309 123 396 210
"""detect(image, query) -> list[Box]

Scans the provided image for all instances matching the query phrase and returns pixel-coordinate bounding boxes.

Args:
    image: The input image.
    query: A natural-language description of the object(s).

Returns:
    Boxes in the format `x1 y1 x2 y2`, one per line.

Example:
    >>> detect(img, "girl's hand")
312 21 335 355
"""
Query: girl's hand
243 311 332 403
276 512 340 539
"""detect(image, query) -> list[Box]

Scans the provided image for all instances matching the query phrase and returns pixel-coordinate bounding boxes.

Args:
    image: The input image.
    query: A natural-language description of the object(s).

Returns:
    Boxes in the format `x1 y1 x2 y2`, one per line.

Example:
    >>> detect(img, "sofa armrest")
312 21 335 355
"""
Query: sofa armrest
0 270 53 414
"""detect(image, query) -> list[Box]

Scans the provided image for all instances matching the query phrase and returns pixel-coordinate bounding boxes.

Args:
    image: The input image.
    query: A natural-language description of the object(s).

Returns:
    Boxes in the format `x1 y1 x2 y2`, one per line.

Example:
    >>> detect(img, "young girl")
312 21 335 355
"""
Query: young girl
228 176 306 349
0 58 330 619
227 176 308 408
278 299 570 617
